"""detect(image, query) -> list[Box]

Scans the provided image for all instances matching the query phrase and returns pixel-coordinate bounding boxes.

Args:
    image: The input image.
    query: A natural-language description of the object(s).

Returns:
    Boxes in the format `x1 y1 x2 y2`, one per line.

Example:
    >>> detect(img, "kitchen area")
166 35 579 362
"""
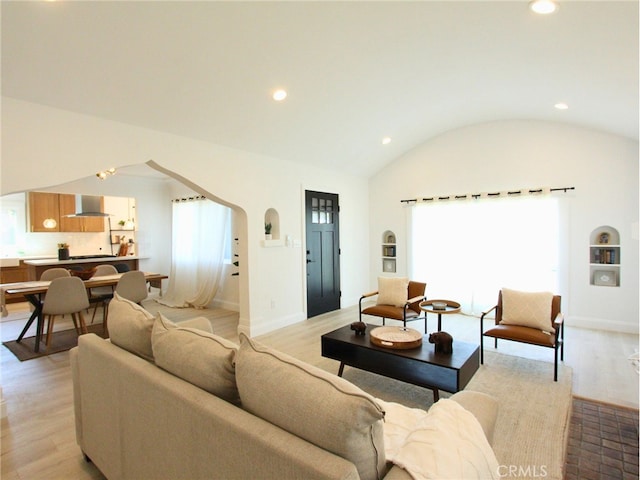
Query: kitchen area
1 191 143 286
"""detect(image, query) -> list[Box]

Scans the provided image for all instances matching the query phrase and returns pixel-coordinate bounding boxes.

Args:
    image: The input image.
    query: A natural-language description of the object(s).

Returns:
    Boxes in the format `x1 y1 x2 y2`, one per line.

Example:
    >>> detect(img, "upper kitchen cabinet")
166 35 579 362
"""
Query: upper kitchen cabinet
28 192 60 232
58 194 105 232
28 192 105 233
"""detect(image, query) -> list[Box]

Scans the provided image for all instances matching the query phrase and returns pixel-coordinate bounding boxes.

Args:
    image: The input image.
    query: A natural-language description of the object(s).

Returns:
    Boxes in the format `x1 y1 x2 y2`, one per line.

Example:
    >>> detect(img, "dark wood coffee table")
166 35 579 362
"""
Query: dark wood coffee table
321 324 479 401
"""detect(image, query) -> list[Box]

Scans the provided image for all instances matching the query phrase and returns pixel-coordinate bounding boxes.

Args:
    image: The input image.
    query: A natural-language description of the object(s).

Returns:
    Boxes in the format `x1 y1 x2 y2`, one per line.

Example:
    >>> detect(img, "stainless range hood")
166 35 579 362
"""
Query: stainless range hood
64 195 111 217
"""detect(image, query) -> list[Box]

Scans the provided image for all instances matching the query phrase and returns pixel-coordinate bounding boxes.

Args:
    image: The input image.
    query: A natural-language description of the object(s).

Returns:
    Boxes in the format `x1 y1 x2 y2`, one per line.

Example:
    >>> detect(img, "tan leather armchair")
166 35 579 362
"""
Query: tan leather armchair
480 289 564 381
359 281 427 332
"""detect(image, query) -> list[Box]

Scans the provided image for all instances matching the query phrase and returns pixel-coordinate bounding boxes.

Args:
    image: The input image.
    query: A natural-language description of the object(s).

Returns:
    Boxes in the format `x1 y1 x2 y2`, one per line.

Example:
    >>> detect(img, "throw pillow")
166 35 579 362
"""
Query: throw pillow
376 276 409 307
108 292 155 361
235 334 386 480
500 288 555 333
151 314 240 405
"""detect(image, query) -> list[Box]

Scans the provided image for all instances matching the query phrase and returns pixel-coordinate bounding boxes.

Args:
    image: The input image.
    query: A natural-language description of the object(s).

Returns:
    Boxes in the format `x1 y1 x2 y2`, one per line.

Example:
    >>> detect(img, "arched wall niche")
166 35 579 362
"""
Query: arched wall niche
264 208 280 240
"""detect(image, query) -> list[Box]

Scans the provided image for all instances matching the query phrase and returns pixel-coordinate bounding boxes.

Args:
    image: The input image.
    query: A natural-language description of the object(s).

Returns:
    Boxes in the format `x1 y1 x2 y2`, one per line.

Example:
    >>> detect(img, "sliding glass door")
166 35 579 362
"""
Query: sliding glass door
409 196 561 315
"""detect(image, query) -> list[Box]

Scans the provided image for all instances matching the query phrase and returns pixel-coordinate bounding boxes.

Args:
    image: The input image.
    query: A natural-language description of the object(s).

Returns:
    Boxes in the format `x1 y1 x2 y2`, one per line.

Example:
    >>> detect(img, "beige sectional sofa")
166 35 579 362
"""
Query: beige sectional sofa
71 293 499 480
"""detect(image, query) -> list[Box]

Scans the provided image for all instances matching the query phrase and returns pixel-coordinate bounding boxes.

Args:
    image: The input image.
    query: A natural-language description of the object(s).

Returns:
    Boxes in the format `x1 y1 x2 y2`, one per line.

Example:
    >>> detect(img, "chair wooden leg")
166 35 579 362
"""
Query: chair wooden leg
70 314 80 335
90 302 101 324
77 312 88 335
554 345 559 381
103 303 109 337
480 333 484 364
46 315 56 346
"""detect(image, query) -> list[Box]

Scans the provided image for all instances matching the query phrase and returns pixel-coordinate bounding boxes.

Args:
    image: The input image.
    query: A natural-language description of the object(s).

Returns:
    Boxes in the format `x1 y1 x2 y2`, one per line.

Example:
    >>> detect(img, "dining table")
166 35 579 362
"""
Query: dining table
0 272 168 353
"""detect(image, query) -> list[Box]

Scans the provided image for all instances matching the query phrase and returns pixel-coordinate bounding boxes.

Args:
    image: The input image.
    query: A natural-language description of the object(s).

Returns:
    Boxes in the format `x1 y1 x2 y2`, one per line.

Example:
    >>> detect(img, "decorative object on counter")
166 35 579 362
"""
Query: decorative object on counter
117 242 129 257
118 220 126 227
69 266 97 281
428 331 453 354
57 243 70 260
265 222 272 240
350 321 367 336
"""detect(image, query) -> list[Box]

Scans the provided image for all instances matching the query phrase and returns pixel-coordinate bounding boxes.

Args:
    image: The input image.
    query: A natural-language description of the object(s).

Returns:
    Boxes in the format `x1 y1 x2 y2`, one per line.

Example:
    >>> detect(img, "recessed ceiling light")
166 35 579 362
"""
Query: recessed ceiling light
382 137 392 145
529 0 557 14
554 102 569 110
272 89 287 101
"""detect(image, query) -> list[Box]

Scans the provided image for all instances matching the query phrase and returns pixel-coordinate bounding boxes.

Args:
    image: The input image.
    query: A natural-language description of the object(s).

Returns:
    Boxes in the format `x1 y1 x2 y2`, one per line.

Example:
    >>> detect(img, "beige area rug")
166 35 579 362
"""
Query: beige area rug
343 351 573 480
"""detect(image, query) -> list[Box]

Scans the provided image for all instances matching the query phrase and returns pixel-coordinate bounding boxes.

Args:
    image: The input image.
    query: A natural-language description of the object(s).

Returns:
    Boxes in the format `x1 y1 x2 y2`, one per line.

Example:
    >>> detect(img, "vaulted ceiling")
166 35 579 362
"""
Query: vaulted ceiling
2 1 638 177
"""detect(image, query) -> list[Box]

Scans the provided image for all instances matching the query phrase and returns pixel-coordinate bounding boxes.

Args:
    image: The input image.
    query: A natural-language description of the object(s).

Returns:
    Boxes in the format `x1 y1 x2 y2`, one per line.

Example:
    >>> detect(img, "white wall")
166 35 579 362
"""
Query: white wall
369 120 639 333
1 98 370 336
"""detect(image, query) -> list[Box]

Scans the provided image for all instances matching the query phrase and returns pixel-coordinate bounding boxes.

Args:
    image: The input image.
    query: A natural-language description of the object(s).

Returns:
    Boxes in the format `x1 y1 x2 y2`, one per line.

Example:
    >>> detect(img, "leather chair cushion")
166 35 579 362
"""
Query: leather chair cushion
483 324 556 347
362 305 419 321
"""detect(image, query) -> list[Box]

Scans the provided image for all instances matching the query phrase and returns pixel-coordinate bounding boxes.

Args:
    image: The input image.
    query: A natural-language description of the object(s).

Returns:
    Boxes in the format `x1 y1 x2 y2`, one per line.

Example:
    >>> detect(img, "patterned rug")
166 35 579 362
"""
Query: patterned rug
2 323 107 361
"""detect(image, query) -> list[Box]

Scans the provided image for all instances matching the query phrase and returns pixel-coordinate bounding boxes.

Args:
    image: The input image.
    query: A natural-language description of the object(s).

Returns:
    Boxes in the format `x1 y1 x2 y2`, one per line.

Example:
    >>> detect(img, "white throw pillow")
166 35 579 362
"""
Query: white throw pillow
152 313 240 405
376 277 409 307
235 334 386 480
108 292 155 361
500 288 555 333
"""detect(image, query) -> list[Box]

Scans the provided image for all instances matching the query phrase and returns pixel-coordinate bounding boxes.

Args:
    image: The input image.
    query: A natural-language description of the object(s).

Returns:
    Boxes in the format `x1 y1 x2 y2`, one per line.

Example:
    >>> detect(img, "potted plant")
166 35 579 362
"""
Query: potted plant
57 243 70 260
265 222 272 240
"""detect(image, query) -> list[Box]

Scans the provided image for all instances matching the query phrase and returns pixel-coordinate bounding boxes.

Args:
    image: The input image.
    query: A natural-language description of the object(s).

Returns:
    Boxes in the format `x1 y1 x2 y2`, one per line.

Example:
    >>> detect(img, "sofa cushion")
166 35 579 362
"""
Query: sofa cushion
235 334 386 480
151 313 240 405
377 276 409 307
108 292 155 361
500 288 555 333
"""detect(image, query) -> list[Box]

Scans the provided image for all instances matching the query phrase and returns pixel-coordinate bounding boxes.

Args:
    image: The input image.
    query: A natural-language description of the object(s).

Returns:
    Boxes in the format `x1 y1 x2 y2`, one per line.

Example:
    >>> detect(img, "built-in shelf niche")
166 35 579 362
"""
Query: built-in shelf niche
382 230 396 273
261 208 283 247
589 225 620 287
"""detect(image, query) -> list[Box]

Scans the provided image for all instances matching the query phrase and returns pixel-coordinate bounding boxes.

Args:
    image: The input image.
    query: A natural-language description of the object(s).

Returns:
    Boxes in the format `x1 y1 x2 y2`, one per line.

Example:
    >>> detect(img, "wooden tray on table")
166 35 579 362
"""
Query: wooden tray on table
369 326 423 350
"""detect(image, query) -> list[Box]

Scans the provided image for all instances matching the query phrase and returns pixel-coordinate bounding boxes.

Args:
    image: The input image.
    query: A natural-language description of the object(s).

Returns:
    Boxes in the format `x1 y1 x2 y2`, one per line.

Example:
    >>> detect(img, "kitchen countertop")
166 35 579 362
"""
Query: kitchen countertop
23 256 146 266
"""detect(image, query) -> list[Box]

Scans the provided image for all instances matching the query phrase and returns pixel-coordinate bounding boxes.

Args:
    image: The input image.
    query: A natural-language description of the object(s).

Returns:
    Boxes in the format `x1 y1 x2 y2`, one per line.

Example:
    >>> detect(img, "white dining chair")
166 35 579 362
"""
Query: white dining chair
99 270 148 337
90 264 118 324
114 270 148 304
43 276 90 347
40 268 71 281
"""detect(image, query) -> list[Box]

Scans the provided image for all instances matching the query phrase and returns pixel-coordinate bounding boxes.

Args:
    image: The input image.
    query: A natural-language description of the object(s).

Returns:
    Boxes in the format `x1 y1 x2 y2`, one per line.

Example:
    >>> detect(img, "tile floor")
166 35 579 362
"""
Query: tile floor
565 397 639 480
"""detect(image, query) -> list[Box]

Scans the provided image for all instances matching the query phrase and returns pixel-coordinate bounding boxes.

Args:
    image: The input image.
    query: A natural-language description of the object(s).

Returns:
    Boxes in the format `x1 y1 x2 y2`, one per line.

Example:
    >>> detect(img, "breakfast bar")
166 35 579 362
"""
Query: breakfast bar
23 256 144 280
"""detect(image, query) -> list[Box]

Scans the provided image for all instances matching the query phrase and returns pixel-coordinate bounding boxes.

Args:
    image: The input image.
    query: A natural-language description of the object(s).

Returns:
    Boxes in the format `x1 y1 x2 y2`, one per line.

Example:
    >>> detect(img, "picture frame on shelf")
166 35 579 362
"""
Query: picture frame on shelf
593 270 617 286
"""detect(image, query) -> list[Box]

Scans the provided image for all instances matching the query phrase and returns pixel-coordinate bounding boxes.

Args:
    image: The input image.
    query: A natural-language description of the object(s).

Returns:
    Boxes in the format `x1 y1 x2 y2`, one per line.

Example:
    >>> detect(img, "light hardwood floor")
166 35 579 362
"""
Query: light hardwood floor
1 298 638 480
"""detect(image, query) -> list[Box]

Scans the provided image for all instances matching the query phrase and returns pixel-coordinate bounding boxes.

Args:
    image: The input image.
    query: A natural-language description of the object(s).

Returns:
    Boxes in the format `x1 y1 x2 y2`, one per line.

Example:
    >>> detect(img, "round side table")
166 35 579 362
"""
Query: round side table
419 299 461 332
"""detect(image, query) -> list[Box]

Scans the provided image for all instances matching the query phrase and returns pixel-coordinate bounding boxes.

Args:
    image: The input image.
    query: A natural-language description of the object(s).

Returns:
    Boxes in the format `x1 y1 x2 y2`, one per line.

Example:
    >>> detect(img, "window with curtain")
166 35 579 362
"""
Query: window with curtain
409 196 560 316
157 197 231 309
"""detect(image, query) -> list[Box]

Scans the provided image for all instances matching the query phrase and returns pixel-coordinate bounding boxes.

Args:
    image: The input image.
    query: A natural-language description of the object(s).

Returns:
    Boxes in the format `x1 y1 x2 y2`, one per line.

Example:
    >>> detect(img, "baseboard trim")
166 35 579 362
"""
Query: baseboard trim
239 312 307 337
569 315 639 334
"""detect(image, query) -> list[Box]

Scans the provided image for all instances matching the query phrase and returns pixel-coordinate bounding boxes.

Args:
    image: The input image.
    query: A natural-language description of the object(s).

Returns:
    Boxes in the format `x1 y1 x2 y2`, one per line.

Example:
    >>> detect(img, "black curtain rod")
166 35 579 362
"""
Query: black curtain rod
171 195 207 203
400 186 575 204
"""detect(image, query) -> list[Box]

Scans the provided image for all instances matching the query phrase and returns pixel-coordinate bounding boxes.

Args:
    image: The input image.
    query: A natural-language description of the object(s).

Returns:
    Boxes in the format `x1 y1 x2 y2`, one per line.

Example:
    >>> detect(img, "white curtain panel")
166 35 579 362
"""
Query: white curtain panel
158 198 230 308
409 196 560 316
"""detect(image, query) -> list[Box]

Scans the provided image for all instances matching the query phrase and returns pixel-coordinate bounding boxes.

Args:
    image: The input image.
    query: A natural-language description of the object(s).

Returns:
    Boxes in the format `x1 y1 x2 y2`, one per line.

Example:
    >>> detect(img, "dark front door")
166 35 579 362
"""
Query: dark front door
305 190 341 318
